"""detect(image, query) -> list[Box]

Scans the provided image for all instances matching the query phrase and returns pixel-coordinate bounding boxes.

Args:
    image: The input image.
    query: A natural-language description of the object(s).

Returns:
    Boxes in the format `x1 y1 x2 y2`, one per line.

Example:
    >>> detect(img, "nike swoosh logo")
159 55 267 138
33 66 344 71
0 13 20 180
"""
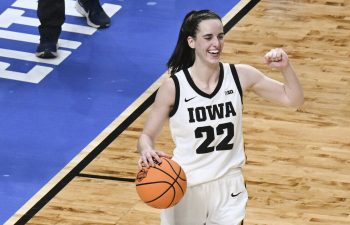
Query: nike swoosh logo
185 96 196 102
231 192 242 197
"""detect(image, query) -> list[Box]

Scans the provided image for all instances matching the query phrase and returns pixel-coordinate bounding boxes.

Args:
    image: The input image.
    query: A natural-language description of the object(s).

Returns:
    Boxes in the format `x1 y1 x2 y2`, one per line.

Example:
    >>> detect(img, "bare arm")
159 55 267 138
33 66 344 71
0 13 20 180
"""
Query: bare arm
137 78 174 169
236 48 304 107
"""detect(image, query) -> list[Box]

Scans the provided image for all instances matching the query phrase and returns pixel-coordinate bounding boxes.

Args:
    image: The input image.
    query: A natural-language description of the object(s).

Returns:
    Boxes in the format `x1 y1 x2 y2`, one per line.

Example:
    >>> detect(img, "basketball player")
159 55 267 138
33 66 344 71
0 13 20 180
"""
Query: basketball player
137 10 304 225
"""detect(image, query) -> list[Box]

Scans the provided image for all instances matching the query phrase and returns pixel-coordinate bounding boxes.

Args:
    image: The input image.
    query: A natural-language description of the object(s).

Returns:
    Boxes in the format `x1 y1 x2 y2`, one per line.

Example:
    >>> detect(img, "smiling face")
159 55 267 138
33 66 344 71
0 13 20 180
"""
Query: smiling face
187 19 224 66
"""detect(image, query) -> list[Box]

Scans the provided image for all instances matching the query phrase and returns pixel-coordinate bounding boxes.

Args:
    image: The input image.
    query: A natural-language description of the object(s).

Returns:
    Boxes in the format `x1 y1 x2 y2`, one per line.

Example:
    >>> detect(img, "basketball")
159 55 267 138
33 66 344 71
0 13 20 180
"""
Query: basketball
135 157 187 209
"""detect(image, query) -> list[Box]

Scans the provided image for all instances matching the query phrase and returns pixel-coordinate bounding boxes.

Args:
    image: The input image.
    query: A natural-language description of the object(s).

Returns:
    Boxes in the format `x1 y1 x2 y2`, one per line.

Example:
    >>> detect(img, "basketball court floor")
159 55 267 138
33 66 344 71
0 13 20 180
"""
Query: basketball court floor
0 0 241 223
1 0 349 224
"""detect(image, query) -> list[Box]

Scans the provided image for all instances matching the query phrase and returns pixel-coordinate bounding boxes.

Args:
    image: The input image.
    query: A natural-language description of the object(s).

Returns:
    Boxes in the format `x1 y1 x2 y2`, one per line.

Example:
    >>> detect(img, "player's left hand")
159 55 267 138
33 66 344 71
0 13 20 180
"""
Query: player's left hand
264 48 289 69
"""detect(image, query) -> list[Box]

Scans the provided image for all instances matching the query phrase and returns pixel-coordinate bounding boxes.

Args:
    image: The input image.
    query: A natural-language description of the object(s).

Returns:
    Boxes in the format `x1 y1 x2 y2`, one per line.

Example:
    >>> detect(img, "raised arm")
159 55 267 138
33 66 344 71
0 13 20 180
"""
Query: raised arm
137 78 174 169
236 48 304 107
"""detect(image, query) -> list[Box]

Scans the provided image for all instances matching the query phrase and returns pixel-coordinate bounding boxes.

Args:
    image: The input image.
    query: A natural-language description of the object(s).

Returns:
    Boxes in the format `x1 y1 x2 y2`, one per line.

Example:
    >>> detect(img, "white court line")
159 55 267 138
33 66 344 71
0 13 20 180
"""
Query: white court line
12 0 122 18
0 48 71 65
0 29 81 49
0 8 96 35
0 62 53 84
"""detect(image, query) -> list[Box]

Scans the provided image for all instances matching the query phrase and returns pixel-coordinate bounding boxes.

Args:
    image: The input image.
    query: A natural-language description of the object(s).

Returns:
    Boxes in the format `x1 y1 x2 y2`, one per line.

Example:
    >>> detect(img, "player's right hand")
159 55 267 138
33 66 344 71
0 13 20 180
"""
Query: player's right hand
138 149 171 169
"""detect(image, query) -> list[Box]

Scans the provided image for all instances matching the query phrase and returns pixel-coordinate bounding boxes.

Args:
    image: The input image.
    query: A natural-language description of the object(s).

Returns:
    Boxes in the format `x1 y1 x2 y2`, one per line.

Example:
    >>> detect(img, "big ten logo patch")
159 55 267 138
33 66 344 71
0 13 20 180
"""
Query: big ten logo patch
0 0 121 83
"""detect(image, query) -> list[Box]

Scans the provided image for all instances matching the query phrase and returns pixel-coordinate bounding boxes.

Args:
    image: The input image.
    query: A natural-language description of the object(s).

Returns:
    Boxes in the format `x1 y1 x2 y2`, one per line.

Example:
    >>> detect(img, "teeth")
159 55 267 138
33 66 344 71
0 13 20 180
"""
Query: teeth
209 50 219 54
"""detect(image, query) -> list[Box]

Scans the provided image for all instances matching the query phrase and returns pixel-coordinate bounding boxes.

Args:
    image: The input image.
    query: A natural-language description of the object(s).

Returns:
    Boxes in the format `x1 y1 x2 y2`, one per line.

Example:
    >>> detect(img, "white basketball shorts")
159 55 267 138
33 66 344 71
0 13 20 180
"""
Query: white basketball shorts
161 169 248 225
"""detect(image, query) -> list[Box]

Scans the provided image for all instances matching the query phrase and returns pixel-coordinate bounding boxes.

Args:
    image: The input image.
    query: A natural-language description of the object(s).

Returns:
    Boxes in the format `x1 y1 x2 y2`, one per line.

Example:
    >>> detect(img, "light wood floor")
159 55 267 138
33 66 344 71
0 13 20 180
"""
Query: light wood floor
11 0 350 224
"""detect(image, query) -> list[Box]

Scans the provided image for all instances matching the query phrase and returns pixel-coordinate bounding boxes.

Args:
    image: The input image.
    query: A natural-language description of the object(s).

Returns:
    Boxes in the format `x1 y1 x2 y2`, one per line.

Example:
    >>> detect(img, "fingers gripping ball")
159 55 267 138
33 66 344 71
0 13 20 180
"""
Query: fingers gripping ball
135 158 187 209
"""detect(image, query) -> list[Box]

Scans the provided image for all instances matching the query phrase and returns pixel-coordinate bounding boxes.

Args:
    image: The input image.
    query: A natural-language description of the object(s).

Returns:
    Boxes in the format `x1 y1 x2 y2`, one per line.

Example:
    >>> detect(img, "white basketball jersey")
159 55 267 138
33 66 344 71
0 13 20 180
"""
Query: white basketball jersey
169 63 245 187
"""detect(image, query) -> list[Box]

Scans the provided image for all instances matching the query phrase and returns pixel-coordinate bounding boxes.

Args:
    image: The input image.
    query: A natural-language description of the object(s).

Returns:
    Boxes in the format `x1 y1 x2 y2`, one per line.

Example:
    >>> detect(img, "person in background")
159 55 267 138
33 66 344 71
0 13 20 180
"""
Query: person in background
36 0 110 58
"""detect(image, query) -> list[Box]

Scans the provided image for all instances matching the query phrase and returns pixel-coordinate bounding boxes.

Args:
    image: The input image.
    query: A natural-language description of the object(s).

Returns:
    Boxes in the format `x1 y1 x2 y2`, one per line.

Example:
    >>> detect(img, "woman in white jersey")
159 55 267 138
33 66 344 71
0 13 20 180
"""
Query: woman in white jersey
137 10 304 225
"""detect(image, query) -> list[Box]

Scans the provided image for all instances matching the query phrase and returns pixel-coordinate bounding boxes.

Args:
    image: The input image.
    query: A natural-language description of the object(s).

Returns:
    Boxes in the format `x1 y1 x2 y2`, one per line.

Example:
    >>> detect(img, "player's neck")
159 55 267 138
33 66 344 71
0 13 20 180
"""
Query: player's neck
189 62 220 94
190 61 220 81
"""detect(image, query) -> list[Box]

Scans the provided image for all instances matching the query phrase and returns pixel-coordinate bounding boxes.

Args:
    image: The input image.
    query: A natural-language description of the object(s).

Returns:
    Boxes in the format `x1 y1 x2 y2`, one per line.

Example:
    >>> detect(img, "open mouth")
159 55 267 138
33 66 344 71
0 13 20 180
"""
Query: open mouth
208 49 220 57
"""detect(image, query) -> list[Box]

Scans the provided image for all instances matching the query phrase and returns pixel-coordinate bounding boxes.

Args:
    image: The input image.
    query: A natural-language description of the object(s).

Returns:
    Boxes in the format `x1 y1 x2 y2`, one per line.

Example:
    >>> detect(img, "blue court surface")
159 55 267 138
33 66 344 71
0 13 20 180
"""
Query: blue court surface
0 0 240 223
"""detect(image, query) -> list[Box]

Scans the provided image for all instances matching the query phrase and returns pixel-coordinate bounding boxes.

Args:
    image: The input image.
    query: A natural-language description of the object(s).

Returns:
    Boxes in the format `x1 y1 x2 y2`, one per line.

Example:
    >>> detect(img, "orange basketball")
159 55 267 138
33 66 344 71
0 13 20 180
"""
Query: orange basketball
135 157 187 209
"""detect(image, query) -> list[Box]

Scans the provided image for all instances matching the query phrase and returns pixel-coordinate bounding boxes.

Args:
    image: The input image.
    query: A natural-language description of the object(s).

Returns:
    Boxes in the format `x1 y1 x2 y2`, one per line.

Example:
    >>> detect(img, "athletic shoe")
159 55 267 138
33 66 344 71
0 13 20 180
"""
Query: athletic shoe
75 0 111 28
35 42 58 59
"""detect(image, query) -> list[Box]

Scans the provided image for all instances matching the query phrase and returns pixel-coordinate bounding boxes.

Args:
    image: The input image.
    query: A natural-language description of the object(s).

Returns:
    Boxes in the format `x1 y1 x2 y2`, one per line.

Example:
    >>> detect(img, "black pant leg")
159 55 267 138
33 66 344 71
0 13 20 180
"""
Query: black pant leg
37 0 65 43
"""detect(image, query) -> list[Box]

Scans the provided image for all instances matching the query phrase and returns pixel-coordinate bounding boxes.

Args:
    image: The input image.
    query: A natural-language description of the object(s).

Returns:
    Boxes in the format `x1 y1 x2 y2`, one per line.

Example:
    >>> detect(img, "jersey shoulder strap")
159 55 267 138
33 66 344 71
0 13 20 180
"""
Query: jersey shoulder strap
229 64 243 104
169 74 180 117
